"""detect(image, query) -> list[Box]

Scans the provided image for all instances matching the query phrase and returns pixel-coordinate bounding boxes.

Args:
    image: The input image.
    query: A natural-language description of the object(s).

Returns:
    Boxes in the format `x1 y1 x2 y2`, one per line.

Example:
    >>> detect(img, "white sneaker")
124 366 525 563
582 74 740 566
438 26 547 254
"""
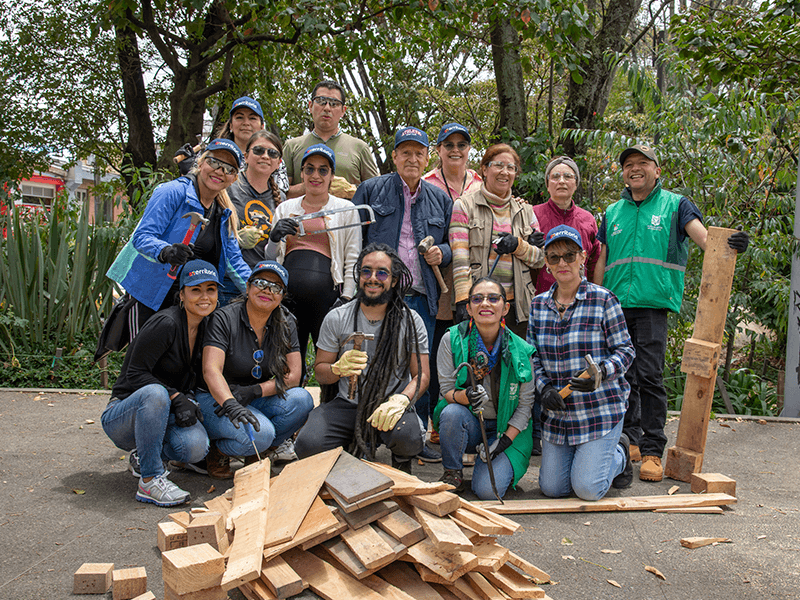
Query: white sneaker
271 438 298 463
135 474 190 507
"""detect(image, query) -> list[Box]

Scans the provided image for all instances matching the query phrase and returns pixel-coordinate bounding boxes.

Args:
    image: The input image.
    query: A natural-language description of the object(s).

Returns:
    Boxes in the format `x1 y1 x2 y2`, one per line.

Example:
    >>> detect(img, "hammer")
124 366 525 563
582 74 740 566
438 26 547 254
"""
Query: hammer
558 354 600 398
418 235 448 293
168 211 209 280
343 332 375 400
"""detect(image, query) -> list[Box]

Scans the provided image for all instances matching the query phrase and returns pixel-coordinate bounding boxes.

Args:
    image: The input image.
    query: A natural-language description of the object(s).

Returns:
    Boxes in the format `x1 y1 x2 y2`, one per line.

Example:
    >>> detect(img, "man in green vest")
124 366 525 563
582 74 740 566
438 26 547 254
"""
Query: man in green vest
594 144 749 482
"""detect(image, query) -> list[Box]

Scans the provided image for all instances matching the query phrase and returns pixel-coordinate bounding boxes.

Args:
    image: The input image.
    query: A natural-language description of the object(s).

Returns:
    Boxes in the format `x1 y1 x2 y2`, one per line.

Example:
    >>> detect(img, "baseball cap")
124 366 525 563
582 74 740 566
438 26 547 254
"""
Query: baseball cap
544 225 583 250
301 144 336 173
394 126 429 149
205 138 244 169
179 260 219 288
436 123 471 145
229 96 264 120
249 260 289 287
619 144 659 168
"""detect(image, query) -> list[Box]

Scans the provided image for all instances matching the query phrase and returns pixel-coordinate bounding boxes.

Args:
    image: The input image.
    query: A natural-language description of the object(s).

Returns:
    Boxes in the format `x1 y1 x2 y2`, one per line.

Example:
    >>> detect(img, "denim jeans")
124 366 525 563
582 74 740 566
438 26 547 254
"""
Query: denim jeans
404 294 435 431
196 388 314 457
101 383 209 479
438 403 514 500
539 418 625 501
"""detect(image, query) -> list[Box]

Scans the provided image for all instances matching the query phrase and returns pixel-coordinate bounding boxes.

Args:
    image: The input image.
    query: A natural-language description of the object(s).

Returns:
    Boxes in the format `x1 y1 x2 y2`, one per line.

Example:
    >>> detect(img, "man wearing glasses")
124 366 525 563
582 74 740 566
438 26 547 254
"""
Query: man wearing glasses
595 144 750 483
283 80 379 199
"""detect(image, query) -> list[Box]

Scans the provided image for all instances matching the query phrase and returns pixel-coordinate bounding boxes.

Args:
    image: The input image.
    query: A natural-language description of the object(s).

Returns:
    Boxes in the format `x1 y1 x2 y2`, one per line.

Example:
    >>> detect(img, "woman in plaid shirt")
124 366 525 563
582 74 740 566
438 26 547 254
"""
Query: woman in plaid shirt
527 225 636 500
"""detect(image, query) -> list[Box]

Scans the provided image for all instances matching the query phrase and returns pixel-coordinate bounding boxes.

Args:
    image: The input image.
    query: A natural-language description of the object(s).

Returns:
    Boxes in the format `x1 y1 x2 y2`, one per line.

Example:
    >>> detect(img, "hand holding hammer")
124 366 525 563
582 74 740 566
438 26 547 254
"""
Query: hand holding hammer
418 235 448 293
162 211 209 280
330 332 374 400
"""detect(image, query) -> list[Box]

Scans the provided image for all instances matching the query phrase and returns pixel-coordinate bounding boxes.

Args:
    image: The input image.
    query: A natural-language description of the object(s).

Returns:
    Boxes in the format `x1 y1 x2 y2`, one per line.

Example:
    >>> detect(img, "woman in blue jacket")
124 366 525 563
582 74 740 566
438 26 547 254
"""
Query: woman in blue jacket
107 139 252 339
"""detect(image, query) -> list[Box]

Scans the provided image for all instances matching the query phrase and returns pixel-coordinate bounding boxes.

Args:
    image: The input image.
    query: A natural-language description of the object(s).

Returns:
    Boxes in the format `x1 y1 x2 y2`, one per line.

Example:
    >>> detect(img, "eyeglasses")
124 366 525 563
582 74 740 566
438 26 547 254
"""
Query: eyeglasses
311 96 344 109
470 293 504 305
205 156 238 175
545 251 579 265
549 172 576 182
252 349 264 379
441 141 469 151
250 146 281 159
250 278 285 294
302 165 331 177
487 161 519 173
360 267 391 282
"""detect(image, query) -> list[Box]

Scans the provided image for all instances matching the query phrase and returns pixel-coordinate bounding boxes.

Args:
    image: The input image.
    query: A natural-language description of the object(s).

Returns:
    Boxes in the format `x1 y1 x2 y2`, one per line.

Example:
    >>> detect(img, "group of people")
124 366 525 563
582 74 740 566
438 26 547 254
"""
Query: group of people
101 79 750 507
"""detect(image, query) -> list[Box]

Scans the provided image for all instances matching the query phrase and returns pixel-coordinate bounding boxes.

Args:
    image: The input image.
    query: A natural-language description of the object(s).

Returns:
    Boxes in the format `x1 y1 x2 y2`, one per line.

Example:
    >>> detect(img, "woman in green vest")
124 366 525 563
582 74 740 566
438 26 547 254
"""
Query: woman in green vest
433 277 536 498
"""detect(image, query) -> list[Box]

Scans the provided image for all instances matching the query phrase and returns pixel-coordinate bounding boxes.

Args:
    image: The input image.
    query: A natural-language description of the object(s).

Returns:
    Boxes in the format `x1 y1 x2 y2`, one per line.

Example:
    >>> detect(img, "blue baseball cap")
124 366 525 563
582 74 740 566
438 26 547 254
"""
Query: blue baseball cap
179 260 219 288
544 225 583 250
436 123 471 145
205 138 244 169
229 96 264 120
249 260 289 287
394 126 429 149
301 143 336 173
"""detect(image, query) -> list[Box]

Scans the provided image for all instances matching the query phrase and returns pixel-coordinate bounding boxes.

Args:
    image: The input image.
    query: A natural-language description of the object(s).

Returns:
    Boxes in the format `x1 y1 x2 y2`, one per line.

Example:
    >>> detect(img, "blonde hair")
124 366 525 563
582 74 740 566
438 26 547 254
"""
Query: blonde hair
190 151 240 235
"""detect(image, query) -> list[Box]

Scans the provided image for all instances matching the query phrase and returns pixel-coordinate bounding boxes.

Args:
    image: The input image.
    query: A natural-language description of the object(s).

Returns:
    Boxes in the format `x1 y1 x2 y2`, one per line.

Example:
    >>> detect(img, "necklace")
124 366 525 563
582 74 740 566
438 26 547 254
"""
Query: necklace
440 168 467 202
553 296 572 314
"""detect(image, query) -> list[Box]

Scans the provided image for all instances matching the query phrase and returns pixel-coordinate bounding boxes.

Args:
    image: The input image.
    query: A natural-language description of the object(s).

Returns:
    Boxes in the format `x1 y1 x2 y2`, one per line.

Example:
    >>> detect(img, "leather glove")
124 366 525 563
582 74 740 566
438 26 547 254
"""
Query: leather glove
238 225 262 250
528 230 545 248
540 384 566 412
477 434 512 463
228 383 262 406
455 300 469 324
464 384 490 413
727 230 749 253
214 398 260 431
175 143 197 176
171 392 203 428
569 364 605 393
269 218 299 243
329 176 357 199
159 243 194 266
494 233 519 255
331 349 368 377
367 394 410 431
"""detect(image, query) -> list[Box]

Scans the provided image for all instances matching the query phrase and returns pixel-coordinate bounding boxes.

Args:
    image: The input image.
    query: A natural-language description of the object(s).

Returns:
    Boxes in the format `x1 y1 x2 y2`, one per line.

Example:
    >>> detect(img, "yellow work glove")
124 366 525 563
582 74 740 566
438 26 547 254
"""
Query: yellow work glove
238 225 262 249
329 176 357 199
330 349 368 377
368 394 410 432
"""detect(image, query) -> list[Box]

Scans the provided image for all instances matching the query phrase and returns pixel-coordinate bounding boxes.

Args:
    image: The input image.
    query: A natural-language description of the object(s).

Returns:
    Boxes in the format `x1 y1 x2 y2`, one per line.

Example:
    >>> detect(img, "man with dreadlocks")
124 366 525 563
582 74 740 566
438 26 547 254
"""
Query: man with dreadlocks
294 243 428 472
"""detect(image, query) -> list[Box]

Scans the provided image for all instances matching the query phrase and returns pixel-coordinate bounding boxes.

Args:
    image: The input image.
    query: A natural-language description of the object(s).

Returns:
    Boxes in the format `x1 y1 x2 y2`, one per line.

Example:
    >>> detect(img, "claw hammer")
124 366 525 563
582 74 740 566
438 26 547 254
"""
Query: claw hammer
168 211 209 280
343 332 374 400
558 354 600 398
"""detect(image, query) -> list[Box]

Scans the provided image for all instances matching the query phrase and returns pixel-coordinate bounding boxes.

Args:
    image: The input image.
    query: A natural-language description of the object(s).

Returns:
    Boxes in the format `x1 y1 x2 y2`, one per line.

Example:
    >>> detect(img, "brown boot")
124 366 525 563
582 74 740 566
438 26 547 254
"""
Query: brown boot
639 455 663 482
206 443 233 480
629 444 641 462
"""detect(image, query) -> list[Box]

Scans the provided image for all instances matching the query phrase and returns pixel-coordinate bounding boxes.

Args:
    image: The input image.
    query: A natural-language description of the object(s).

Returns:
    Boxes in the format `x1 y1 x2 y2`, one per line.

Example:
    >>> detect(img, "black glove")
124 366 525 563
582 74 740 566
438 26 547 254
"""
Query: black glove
494 233 519 255
455 300 469 324
540 384 566 412
464 384 490 412
214 398 260 431
171 392 203 428
727 230 749 253
478 434 513 463
174 143 197 176
269 218 299 243
228 383 262 406
159 243 194 266
569 366 604 393
528 230 545 248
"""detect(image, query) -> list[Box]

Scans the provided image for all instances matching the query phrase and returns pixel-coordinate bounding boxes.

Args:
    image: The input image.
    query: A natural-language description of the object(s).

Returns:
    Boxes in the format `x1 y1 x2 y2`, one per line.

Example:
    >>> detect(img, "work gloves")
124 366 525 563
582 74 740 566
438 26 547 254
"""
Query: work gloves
455 301 469 324
569 364 605 393
329 176 357 199
528 230 546 248
174 143 197 176
368 394 410 432
159 243 194 266
540 384 566 412
238 225 262 249
331 349 368 378
494 233 519 255
464 384 490 413
171 393 203 428
228 383 262 406
477 434 512 463
269 218 299 243
214 398 260 431
727 230 749 253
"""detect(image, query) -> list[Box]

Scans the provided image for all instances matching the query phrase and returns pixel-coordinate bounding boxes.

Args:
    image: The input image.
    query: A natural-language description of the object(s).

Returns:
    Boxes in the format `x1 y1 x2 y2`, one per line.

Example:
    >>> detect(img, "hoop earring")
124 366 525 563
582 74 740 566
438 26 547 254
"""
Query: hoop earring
180 300 184 309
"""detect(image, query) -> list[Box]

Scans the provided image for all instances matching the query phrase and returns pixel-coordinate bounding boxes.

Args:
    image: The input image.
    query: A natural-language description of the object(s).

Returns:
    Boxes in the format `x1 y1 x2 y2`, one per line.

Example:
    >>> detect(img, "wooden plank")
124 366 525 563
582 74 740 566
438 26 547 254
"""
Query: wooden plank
444 577 484 600
299 514 349 551
376 507 426 546
325 451 393 503
458 500 520 534
162 544 225 595
260 556 304 598
263 495 341 560
238 579 277 600
340 523 397 570
339 499 399 530
465 572 505 600
471 538 509 573
680 338 721 378
403 492 461 517
130 593 156 600
74 563 114 594
204 495 232 522
168 511 192 529
377 561 446 600
112 567 147 600
483 565 545 598
430 583 466 600
163 583 228 600
374 524 408 559
266 447 342 546
361 573 419 600
318 538 375 579
328 485 394 513
450 508 504 536
505 553 550 585
364 460 455 495
405 537 478 583
473 493 737 514
414 564 451 585
281 547 385 600
680 536 732 549
654 506 725 514
690 472 737 496
413 505 473 552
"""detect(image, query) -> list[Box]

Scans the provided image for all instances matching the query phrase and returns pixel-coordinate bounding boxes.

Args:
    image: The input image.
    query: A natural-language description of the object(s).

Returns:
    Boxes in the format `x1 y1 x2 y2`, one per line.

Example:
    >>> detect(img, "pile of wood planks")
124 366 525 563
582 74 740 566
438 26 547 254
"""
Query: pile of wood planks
155 447 555 600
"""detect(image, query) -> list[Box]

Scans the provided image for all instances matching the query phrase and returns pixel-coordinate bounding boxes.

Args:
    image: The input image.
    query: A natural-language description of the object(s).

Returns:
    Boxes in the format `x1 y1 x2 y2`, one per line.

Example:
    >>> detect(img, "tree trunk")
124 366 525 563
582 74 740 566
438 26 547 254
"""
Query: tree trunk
159 58 208 172
490 16 527 138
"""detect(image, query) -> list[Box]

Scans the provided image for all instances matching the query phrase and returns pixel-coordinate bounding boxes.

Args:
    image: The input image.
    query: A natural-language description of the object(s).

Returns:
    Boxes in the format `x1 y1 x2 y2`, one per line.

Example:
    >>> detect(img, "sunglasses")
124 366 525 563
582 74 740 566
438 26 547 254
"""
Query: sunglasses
545 251 579 265
205 156 238 175
441 141 469 151
487 161 519 173
549 172 576 182
250 278 285 294
470 293 504 305
360 267 391 282
311 96 344 109
250 146 281 159
302 165 331 177
252 349 264 379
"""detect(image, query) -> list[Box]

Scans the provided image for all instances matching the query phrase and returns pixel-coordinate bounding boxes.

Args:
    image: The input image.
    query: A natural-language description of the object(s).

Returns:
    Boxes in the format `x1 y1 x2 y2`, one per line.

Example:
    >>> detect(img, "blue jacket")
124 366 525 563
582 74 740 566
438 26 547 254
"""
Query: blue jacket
352 173 452 317
107 176 251 310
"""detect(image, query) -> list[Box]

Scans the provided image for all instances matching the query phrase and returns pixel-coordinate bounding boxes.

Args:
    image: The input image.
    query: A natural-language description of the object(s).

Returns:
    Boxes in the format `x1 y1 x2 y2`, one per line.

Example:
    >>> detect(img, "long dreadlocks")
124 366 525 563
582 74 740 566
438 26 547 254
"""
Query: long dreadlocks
350 243 422 459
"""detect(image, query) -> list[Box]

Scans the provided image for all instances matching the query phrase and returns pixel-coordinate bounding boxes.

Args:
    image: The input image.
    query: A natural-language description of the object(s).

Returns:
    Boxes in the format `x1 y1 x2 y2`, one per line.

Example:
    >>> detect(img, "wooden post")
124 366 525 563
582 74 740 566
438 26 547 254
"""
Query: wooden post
664 227 739 482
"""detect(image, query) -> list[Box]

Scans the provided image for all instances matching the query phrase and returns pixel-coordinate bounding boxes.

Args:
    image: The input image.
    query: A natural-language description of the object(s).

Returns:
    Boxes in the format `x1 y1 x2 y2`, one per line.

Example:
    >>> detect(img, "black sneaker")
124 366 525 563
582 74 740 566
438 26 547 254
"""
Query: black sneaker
417 444 442 463
169 458 208 475
440 469 466 493
612 433 633 489
531 436 542 456
130 449 170 478
391 454 413 474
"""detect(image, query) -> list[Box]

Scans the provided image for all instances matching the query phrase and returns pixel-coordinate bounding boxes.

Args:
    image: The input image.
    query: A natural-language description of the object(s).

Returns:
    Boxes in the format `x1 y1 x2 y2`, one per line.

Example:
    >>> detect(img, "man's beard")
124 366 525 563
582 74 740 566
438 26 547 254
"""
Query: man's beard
357 286 394 306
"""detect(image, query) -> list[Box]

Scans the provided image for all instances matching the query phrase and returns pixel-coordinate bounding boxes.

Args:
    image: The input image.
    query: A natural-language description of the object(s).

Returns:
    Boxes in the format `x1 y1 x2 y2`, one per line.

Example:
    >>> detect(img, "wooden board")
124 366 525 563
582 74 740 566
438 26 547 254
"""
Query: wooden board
483 565 545 598
263 496 341 560
328 485 394 513
464 572 504 600
318 538 376 579
163 583 228 600
457 500 519 534
300 513 349 551
506 552 550 585
690 472 736 496
444 576 483 600
112 567 147 600
281 547 385 600
265 447 342 547
680 338 721 378
471 538 510 573
325 452 393 503
376 508 426 546
340 523 397 570
473 493 737 514
374 525 408 560
260 555 304 597
339 499 399 531
376 561 446 600
169 511 192 529
654 506 725 514
680 536 732 549
450 508 504 536
430 583 466 600
238 578 277 600
361 573 419 600
405 537 478 582
403 492 460 517
413 563 451 585
364 460 454 495
413 506 473 552
162 544 225 595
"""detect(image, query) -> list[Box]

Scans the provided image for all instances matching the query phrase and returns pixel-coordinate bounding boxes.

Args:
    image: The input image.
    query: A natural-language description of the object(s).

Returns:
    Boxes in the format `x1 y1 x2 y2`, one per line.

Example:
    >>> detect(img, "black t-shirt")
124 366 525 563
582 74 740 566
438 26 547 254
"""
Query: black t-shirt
203 301 300 386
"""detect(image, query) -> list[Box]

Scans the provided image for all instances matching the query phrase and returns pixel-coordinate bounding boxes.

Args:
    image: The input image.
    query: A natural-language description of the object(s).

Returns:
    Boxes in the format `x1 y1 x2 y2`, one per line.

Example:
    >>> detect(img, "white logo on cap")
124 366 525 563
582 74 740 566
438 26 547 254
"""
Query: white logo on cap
402 128 421 137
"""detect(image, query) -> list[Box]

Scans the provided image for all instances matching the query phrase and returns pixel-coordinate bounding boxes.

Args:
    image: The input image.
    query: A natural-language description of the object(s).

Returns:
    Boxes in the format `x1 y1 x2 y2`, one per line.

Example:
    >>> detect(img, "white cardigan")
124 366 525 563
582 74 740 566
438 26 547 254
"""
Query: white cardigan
264 195 362 298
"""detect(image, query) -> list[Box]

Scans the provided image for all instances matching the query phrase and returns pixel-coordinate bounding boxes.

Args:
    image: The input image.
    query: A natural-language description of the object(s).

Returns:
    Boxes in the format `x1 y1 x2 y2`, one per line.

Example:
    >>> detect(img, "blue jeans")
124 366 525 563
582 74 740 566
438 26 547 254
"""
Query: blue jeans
539 418 625 501
438 403 515 500
405 294 435 431
196 388 314 457
101 384 209 479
